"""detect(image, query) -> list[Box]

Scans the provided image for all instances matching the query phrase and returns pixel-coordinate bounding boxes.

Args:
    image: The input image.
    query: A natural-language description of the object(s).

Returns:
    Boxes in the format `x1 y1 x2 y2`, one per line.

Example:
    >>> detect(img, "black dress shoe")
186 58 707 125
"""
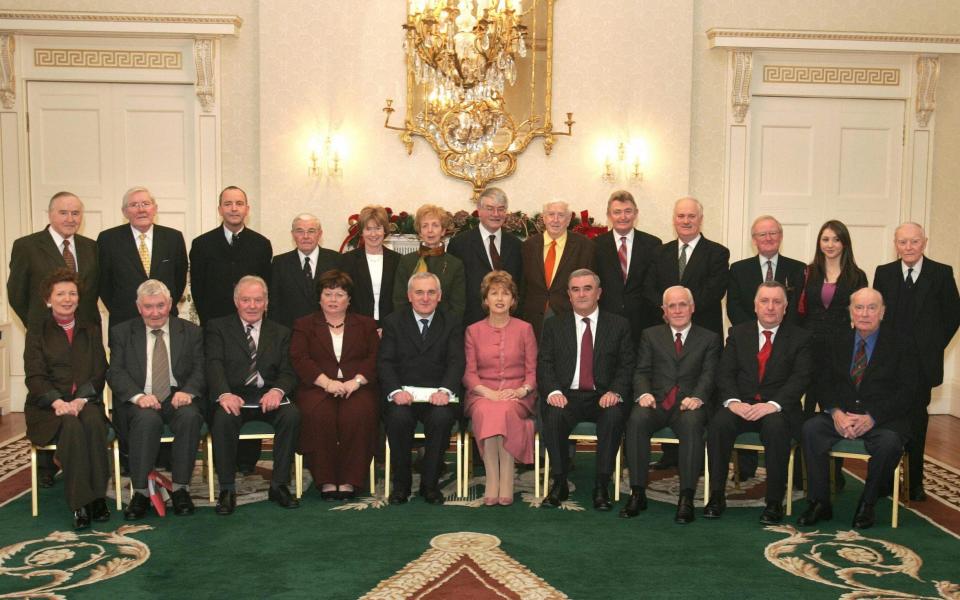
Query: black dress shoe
732 471 757 483
171 488 195 516
592 484 612 511
543 479 569 507
619 489 648 518
89 498 110 522
39 473 56 488
852 500 875 529
421 487 445 505
320 489 337 501
703 492 725 518
123 492 150 521
797 500 833 526
675 495 695 524
388 489 409 505
269 485 300 509
909 486 927 501
339 488 357 501
215 490 237 515
73 506 91 530
760 500 784 525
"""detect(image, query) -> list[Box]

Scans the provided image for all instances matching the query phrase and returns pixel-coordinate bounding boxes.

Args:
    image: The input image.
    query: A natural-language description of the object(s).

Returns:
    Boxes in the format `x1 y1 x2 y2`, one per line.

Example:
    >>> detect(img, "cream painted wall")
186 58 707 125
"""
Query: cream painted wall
258 0 694 251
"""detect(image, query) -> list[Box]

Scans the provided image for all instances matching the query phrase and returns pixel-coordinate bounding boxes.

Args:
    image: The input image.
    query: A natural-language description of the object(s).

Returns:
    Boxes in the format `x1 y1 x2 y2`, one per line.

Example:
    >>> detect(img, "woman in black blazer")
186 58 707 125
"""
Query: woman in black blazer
340 205 400 326
801 220 868 414
24 269 111 530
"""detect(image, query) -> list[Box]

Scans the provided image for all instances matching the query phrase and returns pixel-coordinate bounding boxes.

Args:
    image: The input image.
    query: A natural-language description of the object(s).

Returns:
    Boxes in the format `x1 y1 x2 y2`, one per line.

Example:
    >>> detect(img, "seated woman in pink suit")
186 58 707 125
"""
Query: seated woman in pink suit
290 270 380 500
463 271 537 505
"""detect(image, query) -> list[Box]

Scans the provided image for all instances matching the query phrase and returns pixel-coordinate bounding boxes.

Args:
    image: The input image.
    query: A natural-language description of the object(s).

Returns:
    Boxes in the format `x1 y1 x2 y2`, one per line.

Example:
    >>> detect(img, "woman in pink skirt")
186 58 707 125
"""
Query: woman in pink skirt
464 271 537 505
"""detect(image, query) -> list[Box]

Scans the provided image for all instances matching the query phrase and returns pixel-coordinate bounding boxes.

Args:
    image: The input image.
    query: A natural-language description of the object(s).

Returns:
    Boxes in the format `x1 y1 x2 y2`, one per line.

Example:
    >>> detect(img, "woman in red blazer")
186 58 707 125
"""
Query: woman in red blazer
290 270 380 500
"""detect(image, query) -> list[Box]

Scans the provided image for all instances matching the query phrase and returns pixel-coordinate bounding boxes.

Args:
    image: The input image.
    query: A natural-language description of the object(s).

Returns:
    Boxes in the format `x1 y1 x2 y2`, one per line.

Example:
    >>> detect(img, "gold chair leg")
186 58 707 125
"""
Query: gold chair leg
463 430 471 499
543 450 550 496
786 446 795 516
295 453 303 499
703 446 710 507
892 461 901 528
614 444 621 501
206 435 215 502
30 445 39 517
534 433 540 499
384 439 391 501
113 439 123 510
369 457 376 498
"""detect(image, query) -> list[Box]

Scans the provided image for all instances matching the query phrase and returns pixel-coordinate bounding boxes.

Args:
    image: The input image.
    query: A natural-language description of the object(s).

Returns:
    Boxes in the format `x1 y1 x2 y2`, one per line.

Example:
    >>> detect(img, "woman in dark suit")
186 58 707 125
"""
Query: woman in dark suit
801 219 868 414
24 269 110 529
340 205 401 326
290 270 380 500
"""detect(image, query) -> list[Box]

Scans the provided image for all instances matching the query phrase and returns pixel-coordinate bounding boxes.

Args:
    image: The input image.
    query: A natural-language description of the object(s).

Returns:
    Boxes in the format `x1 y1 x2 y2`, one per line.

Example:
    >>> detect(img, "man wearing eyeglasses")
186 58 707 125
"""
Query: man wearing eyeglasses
268 214 342 329
448 187 522 326
97 186 188 327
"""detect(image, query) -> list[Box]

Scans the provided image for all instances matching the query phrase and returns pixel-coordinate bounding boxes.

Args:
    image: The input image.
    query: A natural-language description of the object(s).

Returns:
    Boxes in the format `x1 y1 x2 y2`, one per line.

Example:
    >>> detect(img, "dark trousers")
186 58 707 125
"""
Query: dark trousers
384 402 458 493
906 385 932 490
54 403 112 510
707 405 791 503
802 413 904 504
541 390 626 483
127 401 203 489
212 403 300 486
300 393 379 489
625 404 705 490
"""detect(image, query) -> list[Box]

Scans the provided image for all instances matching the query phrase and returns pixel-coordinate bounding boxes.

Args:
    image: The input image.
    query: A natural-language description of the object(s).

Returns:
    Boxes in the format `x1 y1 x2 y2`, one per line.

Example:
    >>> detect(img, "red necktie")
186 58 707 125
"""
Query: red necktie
851 339 867 388
662 332 683 410
618 236 629 281
578 317 594 390
756 330 773 400
544 240 557 289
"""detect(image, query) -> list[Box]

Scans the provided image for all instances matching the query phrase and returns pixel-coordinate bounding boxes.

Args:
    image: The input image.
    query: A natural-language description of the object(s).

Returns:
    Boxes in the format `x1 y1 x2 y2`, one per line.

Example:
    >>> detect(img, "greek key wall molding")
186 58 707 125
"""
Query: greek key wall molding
34 48 182 69
731 50 752 124
763 65 900 86
193 39 215 112
0 34 14 109
916 56 940 128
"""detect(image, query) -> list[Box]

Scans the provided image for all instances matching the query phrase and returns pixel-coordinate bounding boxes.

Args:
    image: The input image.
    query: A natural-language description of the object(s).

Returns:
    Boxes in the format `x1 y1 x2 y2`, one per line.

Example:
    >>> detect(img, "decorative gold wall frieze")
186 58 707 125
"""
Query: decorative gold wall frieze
0 35 14 109
34 48 182 69
916 56 940 128
763 65 900 86
0 11 242 28
708 29 960 46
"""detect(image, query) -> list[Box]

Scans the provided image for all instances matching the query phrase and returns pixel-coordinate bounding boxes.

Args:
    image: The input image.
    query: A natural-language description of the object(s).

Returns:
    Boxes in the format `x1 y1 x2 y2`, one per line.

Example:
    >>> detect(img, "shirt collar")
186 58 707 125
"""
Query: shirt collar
671 323 692 337
131 224 154 240
678 234 701 250
240 317 262 331
47 227 71 247
545 231 567 246
412 309 436 324
576 307 600 324
144 319 171 337
297 246 320 262
758 253 779 267
478 223 501 240
757 322 781 337
223 224 245 242
902 256 923 277
614 229 635 244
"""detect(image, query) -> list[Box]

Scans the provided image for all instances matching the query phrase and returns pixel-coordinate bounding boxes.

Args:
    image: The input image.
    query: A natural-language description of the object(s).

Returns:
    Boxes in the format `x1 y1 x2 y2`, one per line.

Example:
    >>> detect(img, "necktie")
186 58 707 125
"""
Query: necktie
765 260 773 282
905 267 914 287
544 240 557 289
618 236 629 281
678 244 689 280
244 323 259 387
489 234 502 270
851 339 867 388
303 256 312 280
138 233 151 276
419 318 430 340
62 239 77 272
231 232 239 247
151 329 170 402
662 332 683 410
578 317 595 390
757 330 773 386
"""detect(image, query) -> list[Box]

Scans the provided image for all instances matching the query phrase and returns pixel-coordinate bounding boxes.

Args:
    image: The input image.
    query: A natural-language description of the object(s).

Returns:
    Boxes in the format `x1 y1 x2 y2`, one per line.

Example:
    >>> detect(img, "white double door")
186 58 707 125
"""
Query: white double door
746 96 905 279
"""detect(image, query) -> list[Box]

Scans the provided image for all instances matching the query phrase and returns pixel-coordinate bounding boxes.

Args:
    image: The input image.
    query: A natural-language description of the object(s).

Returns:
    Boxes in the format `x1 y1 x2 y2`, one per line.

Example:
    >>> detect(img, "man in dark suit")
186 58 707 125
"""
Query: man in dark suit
727 215 806 480
594 190 662 345
107 279 205 520
873 222 960 501
538 268 635 510
97 186 188 327
189 186 273 326
378 272 465 505
705 281 812 524
8 191 100 487
798 288 914 529
622 286 720 523
448 187 523 326
520 200 596 339
269 213 341 329
205 276 301 514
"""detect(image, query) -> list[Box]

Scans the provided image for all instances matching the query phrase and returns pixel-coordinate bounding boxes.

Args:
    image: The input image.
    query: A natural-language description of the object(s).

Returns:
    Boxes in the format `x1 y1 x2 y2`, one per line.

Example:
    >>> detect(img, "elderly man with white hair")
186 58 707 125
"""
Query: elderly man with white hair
519 199 596 339
269 213 342 329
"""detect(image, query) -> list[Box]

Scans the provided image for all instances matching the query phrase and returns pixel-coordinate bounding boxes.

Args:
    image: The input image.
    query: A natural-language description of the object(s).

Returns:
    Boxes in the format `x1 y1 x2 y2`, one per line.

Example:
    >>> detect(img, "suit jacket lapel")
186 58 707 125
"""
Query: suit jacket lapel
553 235 577 289
912 262 932 319
314 313 337 363
681 236 708 284
765 324 789 376
625 231 645 283
132 322 147 382
39 229 67 269
472 228 493 270
168 318 186 376
293 254 313 302
124 231 149 278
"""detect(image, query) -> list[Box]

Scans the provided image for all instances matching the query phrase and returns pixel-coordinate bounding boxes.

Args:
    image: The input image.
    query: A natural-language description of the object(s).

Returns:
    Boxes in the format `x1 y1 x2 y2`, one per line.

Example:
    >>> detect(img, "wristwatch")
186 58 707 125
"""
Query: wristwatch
355 376 364 386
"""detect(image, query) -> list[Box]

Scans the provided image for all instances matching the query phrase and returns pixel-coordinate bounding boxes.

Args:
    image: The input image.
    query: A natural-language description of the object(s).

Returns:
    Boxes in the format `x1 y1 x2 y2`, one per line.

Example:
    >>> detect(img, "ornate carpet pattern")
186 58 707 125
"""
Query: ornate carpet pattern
360 532 568 599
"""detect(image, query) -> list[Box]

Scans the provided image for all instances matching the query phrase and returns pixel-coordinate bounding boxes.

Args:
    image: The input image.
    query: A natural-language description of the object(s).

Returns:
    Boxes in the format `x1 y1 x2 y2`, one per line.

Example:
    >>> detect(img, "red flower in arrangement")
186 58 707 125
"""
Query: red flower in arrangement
471 209 479 217
571 209 609 239
385 207 394 215
389 214 399 223
398 211 409 220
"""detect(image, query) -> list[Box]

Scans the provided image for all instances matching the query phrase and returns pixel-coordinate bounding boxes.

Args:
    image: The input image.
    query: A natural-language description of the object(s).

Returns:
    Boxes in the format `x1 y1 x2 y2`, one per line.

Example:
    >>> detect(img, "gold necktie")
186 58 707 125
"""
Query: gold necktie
138 233 151 276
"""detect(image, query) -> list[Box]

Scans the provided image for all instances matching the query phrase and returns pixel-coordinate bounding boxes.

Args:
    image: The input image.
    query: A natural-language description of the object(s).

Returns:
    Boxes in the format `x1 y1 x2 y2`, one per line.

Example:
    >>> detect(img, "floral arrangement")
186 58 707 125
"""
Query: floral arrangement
340 206 607 251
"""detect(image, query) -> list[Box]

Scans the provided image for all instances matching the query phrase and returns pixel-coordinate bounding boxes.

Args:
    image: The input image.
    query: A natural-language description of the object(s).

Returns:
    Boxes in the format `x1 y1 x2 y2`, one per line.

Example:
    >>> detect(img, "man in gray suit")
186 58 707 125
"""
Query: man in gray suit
621 286 720 523
107 280 206 520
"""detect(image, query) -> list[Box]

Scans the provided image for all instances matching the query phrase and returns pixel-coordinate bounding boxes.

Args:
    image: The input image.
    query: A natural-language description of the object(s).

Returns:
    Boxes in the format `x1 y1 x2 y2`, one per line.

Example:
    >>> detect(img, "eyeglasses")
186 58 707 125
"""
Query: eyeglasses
293 229 320 235
480 205 507 214
126 202 154 209
664 302 692 310
752 231 781 239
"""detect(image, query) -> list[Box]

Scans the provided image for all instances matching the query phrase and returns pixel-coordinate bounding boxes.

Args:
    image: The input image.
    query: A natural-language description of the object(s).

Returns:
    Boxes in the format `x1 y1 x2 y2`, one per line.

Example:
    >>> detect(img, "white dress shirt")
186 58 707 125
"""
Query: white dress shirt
614 229 635 273
478 224 502 270
130 321 178 403
47 228 79 270
298 246 320 278
723 322 783 412
901 257 923 281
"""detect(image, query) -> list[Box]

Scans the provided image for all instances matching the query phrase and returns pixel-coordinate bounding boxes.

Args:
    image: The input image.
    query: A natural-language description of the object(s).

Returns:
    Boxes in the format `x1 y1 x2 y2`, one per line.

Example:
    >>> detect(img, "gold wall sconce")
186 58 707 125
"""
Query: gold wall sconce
308 135 346 179
382 0 572 200
599 138 647 184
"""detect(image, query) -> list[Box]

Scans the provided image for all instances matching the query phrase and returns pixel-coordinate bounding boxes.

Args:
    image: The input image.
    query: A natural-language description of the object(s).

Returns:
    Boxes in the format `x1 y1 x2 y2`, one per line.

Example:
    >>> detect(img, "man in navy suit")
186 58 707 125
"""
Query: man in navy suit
873 223 960 501
538 269 635 511
269 213 341 329
447 187 522 326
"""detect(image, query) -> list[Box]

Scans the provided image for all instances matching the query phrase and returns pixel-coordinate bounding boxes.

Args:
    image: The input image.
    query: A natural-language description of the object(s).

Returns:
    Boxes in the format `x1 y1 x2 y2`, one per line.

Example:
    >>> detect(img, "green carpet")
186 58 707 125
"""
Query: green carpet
2 453 958 599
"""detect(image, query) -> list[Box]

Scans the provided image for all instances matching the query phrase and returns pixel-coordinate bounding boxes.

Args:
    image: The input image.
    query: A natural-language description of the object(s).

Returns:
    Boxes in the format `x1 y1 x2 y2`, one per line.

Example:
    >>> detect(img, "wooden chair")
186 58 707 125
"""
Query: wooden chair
30 391 123 517
383 422 463 500
649 426 710 505
728 432 797 515
537 422 622 501
828 439 910 527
